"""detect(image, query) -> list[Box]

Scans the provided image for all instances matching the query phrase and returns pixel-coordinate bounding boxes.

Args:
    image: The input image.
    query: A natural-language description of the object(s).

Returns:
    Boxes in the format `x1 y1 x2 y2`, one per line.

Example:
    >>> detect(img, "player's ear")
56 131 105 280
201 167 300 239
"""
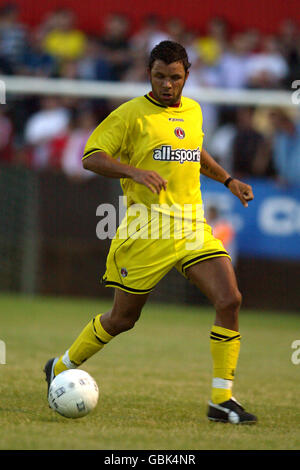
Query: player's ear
184 70 189 82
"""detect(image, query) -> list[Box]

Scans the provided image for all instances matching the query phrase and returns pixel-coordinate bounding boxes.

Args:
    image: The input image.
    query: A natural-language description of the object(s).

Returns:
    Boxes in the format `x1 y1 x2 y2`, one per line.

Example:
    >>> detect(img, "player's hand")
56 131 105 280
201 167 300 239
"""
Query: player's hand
228 179 254 207
131 168 167 194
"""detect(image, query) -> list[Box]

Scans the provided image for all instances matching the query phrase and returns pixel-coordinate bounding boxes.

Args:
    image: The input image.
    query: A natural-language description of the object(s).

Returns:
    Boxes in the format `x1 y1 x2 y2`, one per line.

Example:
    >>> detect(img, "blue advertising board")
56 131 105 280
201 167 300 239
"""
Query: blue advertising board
201 177 300 260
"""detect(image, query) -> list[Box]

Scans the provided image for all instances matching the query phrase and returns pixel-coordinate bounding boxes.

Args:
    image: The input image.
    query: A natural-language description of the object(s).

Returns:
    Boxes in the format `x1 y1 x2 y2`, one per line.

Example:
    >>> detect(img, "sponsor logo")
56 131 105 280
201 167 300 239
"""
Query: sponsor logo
174 127 185 139
168 118 184 122
153 145 200 164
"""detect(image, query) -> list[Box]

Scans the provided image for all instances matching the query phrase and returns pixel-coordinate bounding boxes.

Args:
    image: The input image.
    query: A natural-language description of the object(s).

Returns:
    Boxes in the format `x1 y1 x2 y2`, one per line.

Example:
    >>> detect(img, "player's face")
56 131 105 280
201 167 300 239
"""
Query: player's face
149 60 189 106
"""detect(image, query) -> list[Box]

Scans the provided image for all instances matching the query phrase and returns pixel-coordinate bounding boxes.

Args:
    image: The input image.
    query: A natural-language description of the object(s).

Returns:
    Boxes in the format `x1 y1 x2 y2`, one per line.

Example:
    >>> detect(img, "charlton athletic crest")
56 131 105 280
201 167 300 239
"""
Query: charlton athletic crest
174 127 185 139
121 268 128 278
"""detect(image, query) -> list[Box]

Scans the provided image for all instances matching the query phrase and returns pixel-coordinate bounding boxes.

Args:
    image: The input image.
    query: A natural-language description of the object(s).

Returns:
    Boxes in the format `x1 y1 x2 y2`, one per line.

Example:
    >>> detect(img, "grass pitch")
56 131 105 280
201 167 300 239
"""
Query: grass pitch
0 293 300 450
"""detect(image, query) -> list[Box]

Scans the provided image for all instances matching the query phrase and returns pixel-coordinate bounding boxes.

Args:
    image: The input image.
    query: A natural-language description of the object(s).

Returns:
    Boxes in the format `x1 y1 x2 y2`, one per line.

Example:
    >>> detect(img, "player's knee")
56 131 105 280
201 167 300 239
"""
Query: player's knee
215 289 242 315
108 309 141 334
117 316 139 332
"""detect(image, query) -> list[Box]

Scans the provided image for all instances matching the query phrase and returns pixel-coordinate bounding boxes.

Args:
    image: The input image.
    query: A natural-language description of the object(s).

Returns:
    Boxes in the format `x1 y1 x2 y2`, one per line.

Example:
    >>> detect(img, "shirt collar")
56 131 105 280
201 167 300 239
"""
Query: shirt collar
148 91 181 108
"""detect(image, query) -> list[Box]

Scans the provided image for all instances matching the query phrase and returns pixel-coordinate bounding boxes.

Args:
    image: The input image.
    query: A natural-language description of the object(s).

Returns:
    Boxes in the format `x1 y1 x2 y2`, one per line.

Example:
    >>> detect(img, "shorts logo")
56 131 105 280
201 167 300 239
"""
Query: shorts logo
174 127 185 139
121 268 128 277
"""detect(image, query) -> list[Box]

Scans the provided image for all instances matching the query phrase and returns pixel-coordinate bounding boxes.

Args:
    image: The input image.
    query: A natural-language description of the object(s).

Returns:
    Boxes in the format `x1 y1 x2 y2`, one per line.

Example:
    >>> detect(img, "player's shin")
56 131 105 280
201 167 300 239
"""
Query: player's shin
210 325 241 404
54 314 114 376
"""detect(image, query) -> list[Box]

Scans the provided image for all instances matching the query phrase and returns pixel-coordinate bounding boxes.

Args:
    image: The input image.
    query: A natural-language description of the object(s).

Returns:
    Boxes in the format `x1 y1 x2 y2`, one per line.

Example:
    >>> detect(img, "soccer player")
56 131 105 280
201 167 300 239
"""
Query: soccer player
44 41 256 424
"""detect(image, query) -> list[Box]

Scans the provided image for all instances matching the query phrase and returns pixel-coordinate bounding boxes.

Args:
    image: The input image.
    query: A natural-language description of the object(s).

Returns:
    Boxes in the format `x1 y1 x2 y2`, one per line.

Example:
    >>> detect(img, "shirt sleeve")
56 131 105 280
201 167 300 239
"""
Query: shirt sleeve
82 109 128 160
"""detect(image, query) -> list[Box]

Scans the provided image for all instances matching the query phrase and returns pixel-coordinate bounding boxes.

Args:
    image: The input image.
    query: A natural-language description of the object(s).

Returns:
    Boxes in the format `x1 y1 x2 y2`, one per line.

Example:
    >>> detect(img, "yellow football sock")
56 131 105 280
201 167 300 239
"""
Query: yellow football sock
54 314 113 376
210 325 241 404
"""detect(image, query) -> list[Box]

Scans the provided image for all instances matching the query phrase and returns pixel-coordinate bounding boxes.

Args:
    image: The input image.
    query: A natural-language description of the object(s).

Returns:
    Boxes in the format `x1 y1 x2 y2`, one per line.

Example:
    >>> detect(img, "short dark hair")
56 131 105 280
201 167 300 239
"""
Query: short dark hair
149 40 191 72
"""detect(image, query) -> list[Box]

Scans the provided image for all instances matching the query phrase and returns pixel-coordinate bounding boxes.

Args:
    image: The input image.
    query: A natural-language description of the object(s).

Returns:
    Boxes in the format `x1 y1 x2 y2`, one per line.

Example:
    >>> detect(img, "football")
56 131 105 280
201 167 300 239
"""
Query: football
48 369 99 419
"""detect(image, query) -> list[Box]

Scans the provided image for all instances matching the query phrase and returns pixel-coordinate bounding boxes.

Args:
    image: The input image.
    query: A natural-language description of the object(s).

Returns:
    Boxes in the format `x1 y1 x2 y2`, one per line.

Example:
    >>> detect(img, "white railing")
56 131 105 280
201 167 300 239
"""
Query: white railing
0 75 297 108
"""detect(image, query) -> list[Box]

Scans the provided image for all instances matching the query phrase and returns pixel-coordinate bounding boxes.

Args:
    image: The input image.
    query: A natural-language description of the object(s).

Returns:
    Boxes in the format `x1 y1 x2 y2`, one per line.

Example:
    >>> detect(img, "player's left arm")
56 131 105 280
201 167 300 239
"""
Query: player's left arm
200 148 254 208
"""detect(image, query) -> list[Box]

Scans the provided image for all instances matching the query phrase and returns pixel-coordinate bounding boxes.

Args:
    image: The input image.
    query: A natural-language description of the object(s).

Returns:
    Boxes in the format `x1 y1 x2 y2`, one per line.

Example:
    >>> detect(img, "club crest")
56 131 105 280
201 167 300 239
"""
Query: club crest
174 127 185 139
121 268 128 277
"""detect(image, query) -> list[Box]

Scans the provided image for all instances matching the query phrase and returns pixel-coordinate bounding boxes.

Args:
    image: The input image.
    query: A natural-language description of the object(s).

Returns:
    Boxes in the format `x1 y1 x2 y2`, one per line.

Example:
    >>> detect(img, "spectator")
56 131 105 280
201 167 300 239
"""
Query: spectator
182 29 200 65
98 13 131 81
47 130 69 170
218 33 252 89
130 14 167 56
76 36 113 81
165 17 186 45
42 8 86 62
0 108 13 163
242 28 262 54
206 205 237 266
122 49 148 82
61 109 98 180
128 17 191 83
35 8 65 40
19 31 57 77
24 96 70 170
0 54 13 74
0 3 28 70
194 16 229 66
277 19 300 87
245 35 288 89
2 6 298 180
269 108 300 186
185 56 221 146
209 109 237 175
59 59 78 80
232 107 271 178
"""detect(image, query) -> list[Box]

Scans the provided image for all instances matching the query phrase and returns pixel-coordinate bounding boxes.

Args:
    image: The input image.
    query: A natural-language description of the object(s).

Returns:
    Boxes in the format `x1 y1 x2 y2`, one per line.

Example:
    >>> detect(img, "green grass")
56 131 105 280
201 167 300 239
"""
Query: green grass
0 293 300 450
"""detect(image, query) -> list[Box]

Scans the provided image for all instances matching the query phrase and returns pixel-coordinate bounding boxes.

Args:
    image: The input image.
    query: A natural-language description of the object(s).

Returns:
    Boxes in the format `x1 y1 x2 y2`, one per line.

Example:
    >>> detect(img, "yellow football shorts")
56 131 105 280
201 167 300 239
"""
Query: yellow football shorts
102 210 230 294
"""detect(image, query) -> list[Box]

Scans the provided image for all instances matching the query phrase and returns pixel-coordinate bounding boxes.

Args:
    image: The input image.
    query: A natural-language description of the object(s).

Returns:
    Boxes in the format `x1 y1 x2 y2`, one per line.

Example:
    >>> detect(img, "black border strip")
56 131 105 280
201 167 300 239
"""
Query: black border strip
182 251 229 273
82 148 101 159
210 331 230 339
144 94 167 108
104 280 153 294
224 334 241 342
92 318 107 344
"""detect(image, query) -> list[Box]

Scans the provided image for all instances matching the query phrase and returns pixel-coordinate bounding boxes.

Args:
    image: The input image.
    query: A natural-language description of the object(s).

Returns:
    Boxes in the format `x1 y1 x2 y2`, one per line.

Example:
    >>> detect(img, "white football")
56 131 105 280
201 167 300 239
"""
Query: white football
48 369 99 419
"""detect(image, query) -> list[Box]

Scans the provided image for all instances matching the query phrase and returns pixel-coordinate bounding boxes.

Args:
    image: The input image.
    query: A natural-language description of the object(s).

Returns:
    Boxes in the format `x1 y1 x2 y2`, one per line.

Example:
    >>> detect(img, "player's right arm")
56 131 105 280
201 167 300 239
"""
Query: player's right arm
83 151 167 195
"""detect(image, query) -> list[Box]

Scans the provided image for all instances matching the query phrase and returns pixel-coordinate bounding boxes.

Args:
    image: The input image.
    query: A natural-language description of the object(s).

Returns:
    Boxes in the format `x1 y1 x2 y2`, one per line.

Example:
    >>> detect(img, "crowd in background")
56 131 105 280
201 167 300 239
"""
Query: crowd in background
0 3 300 185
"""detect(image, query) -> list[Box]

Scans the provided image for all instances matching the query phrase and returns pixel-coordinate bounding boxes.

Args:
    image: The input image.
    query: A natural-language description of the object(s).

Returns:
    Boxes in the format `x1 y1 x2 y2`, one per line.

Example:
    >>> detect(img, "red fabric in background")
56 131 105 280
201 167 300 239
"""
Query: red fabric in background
0 0 297 36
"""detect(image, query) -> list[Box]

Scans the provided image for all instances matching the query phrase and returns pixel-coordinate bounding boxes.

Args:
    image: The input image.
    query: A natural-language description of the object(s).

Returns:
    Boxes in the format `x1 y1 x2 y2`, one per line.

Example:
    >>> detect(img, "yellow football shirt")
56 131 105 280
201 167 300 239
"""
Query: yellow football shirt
83 92 205 218
44 30 86 60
